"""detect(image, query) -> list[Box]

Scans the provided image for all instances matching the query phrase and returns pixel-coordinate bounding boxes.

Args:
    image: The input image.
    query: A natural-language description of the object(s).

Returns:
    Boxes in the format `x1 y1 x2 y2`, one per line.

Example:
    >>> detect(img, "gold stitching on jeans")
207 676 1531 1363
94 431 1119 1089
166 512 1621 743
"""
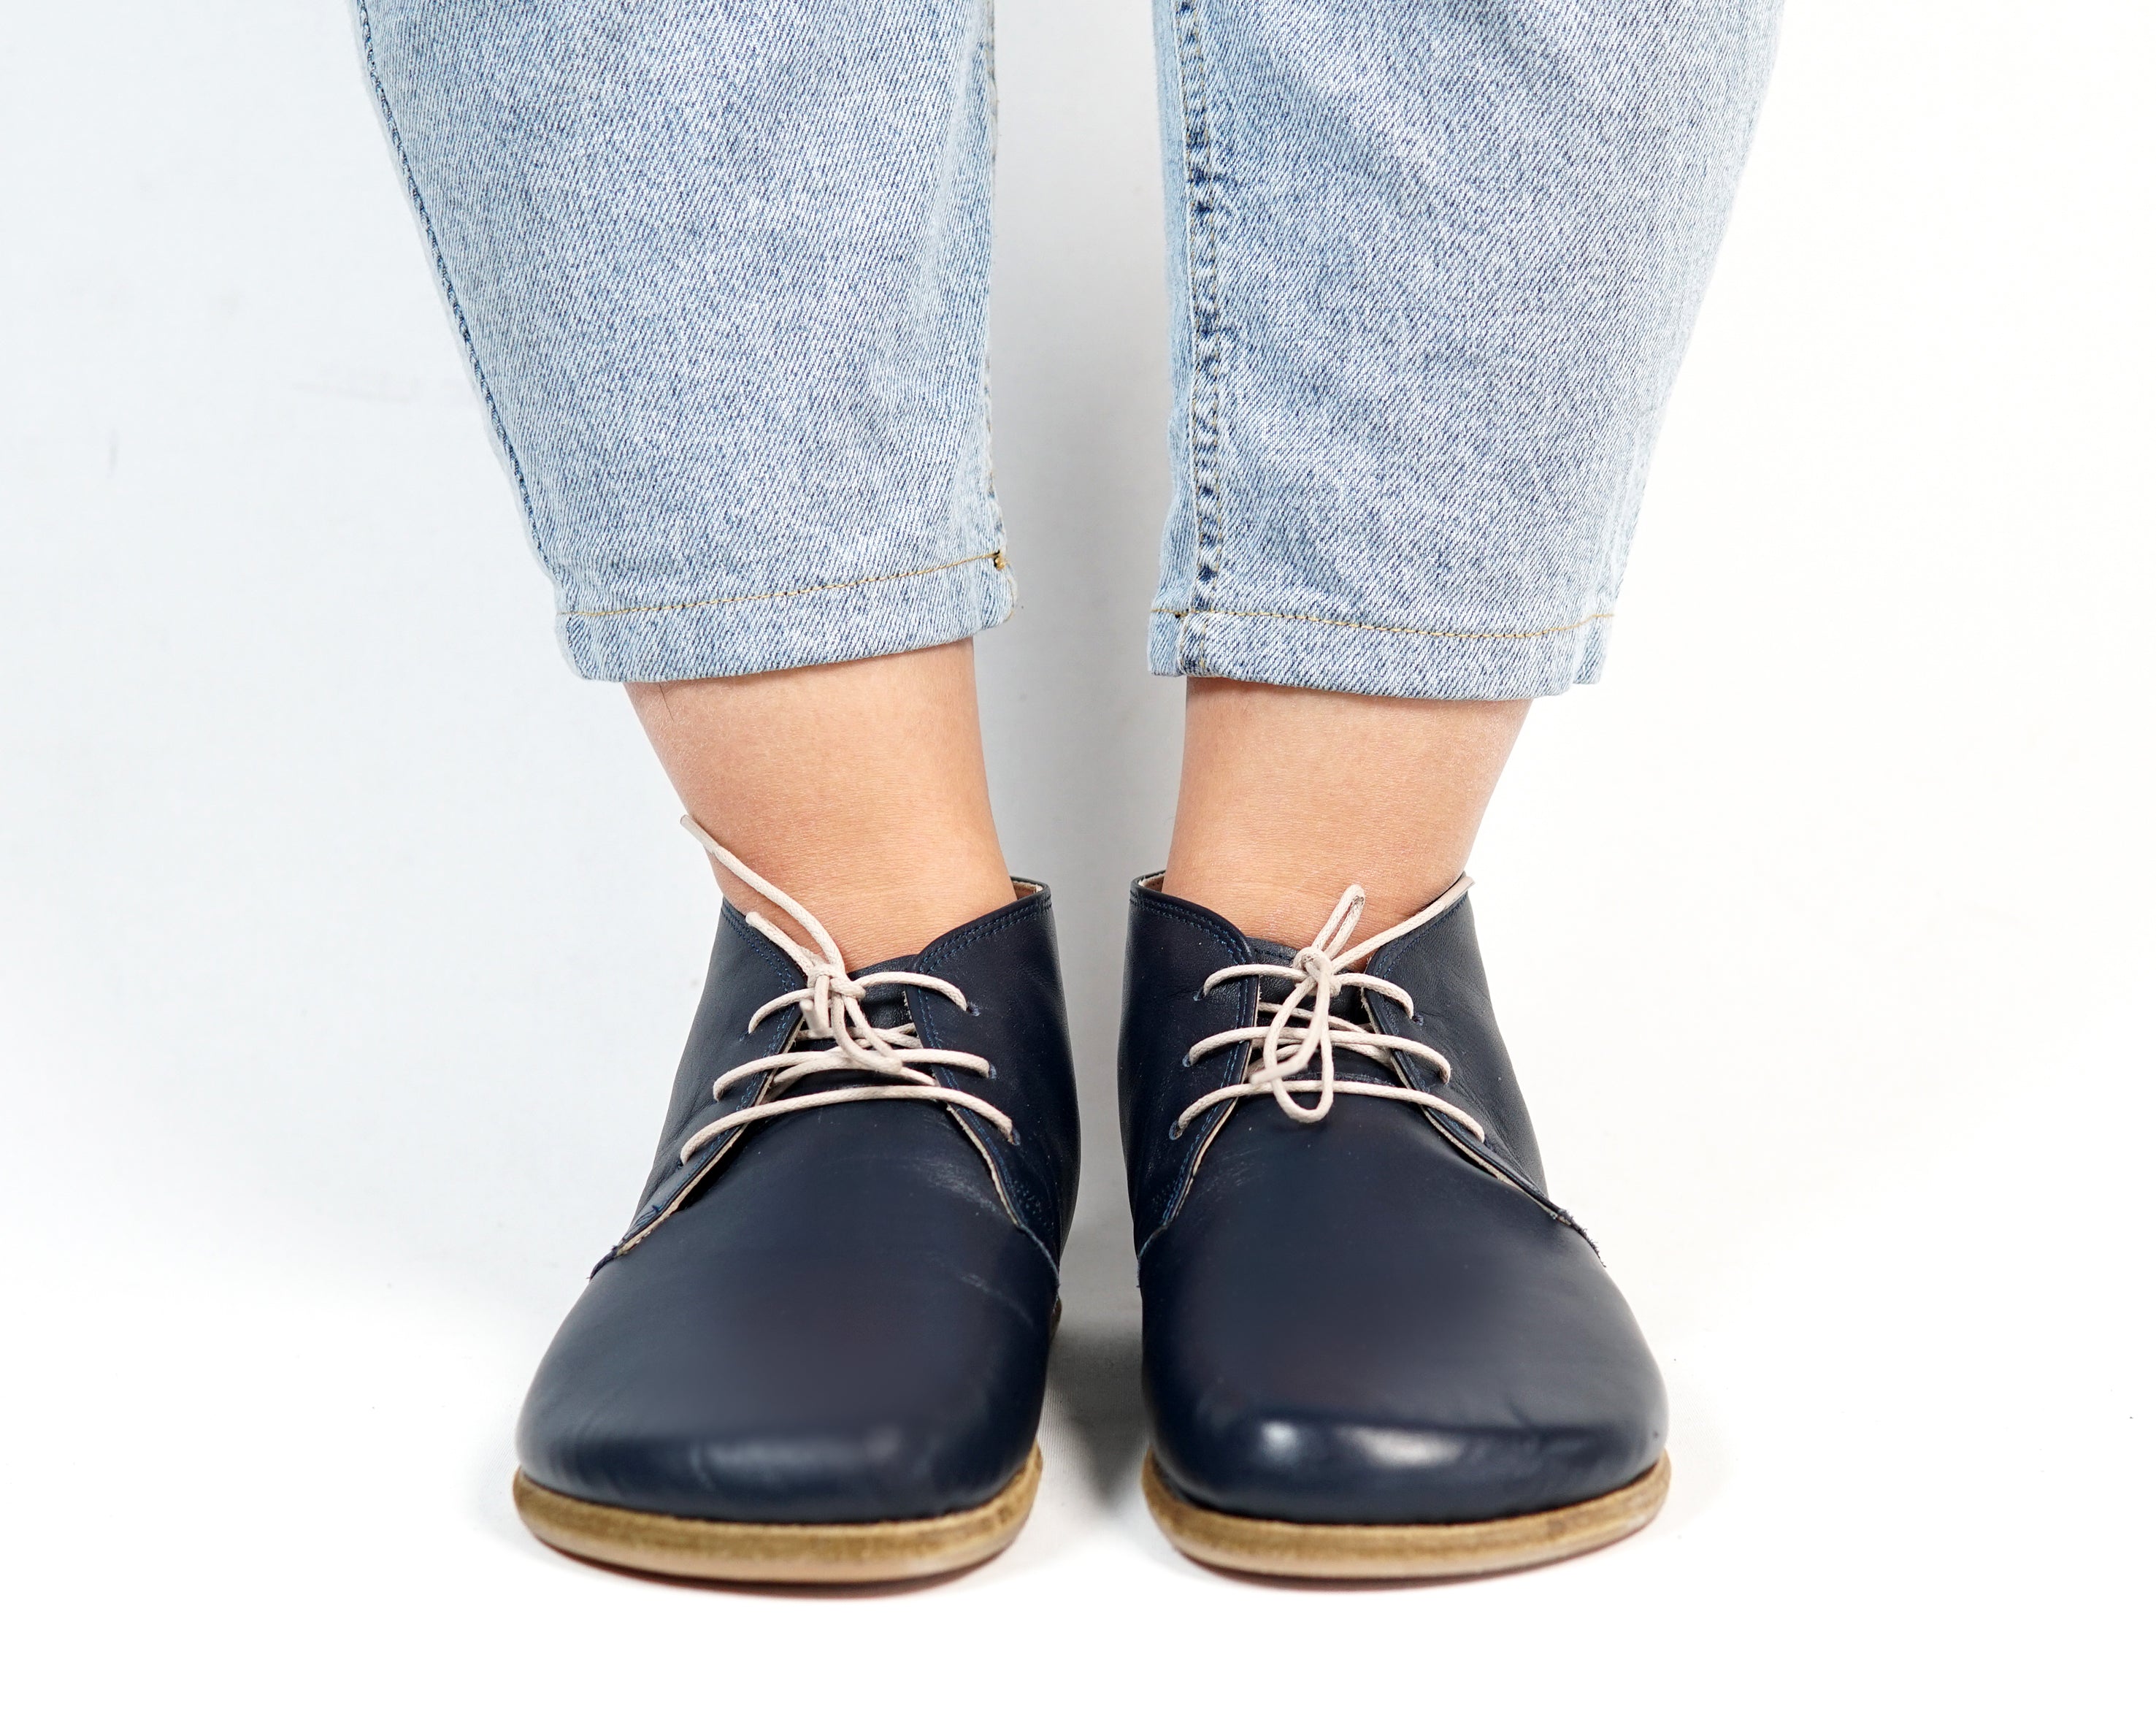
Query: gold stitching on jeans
1148 605 1613 643
562 550 1006 621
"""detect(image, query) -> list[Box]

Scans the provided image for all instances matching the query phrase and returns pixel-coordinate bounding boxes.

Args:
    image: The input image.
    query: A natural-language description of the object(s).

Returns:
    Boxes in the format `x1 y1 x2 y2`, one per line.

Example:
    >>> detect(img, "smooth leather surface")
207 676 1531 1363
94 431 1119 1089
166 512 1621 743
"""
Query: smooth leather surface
1120 879 1666 1525
518 887 1078 1524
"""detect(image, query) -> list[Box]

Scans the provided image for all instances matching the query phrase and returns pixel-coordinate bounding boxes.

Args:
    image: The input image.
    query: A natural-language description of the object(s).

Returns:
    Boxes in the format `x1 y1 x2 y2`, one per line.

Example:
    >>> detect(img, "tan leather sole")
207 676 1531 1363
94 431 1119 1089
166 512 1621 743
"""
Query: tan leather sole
1143 1448 1671 1580
513 1445 1042 1585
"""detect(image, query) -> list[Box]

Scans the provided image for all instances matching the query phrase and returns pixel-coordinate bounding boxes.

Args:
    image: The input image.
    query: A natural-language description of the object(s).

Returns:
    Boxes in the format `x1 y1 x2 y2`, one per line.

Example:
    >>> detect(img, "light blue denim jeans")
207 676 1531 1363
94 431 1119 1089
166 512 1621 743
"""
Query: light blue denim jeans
356 1 1778 697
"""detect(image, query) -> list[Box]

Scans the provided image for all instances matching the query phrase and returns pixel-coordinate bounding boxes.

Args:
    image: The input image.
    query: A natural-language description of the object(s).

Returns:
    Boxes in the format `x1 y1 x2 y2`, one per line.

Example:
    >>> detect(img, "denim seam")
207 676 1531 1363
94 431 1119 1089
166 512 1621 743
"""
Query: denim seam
561 548 1006 621
353 3 544 560
979 1 1005 548
1173 0 1227 674
1150 603 1614 643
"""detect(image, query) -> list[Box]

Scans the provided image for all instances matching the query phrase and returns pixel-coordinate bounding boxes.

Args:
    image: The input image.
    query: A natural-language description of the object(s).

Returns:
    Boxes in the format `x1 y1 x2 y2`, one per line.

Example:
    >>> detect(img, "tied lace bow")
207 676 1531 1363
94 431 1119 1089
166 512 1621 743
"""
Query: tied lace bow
672 819 1013 1167
1174 879 1489 1141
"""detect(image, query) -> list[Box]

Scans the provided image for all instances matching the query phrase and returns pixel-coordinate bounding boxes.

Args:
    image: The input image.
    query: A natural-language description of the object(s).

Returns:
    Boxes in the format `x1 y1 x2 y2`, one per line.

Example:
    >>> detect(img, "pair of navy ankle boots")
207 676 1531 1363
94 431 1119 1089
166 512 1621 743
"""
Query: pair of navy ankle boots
513 833 1668 1583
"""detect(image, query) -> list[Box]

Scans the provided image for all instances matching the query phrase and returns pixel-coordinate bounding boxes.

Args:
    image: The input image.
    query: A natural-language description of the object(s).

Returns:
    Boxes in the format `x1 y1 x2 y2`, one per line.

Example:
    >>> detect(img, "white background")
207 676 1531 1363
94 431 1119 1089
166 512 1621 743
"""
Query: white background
1 2 2150 1718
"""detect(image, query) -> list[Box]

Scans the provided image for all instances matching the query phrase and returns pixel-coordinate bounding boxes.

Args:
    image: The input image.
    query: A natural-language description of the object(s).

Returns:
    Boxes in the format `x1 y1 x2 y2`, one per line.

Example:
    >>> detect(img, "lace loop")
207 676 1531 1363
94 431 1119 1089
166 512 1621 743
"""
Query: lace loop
1174 879 1488 1141
672 819 1014 1164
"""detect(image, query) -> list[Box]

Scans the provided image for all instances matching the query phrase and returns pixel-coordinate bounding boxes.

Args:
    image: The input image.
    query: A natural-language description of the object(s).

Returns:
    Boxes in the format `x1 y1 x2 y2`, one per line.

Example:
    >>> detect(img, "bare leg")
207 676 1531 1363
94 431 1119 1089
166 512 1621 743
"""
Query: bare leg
1162 678 1529 945
629 640 1014 966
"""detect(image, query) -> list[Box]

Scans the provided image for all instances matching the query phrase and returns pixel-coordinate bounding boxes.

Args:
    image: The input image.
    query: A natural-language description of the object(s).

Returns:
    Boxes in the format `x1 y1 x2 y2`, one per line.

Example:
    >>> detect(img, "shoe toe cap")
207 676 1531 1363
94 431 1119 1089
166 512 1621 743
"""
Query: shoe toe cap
519 1402 1024 1527
1150 1402 1663 1526
516 1128 1059 1526
1142 1114 1668 1526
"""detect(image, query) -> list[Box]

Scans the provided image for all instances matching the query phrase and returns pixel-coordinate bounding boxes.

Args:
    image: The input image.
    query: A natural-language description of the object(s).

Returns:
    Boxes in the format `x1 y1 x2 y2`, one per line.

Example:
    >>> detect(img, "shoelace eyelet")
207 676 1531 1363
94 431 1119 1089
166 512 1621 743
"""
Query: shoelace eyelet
674 819 1018 1161
1164 881 1488 1142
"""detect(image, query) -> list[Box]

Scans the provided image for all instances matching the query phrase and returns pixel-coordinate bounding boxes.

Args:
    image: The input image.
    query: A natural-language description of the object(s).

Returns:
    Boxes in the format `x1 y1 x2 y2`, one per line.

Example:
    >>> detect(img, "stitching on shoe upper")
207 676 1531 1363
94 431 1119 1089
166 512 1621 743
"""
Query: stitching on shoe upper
1173 882 1485 1137
916 885 1051 966
1135 882 1595 1254
913 890 1069 1250
1131 892 1256 1256
908 979 1060 1261
604 840 1038 1269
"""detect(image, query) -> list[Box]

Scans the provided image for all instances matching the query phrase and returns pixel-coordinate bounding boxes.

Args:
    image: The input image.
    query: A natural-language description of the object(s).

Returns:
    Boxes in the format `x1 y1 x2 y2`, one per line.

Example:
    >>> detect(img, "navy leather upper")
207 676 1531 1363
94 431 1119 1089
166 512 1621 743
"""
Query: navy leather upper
518 887 1078 1524
1120 879 1666 1525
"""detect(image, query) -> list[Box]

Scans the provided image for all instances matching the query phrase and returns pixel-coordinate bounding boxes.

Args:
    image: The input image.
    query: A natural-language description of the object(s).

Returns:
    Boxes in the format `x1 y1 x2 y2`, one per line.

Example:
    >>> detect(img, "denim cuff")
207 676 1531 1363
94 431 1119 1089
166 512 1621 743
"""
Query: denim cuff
1147 605 1613 702
557 551 1013 683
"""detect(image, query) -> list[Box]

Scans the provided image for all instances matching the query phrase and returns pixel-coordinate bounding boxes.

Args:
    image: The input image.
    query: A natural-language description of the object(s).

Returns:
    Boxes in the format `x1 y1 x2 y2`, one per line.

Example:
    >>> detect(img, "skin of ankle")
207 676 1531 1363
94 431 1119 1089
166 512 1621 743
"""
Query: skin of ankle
629 640 1016 968
1161 678 1530 948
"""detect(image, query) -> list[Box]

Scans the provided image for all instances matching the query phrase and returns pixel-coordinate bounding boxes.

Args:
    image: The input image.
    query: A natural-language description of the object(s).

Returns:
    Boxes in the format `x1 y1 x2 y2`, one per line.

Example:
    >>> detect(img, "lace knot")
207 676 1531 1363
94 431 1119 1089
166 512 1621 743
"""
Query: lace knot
669 819 1016 1165
798 962 864 1042
1176 880 1487 1141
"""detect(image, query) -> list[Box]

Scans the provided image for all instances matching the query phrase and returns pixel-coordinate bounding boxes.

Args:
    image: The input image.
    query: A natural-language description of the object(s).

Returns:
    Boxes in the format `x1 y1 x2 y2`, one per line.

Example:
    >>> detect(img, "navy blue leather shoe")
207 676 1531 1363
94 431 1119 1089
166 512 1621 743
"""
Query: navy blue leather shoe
513 825 1078 1583
1121 875 1669 1579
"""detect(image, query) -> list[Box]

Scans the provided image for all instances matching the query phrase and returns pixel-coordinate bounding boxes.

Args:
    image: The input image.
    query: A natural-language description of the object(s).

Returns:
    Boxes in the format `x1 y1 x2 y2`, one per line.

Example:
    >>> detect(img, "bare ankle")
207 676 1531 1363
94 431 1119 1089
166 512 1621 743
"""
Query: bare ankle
630 640 1014 965
1162 678 1528 945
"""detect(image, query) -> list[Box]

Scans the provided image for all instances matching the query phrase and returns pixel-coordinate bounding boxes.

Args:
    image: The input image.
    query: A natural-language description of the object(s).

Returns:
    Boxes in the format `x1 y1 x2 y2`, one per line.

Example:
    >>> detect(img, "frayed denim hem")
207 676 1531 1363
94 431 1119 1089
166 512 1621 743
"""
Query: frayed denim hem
1146 603 1611 701
558 551 1013 683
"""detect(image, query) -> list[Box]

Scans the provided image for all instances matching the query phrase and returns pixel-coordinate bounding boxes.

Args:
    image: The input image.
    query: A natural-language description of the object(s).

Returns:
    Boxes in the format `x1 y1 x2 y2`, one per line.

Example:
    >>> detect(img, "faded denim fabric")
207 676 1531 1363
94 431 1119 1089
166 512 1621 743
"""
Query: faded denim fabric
356 1 1778 697
356 0 1008 682
1151 0 1781 697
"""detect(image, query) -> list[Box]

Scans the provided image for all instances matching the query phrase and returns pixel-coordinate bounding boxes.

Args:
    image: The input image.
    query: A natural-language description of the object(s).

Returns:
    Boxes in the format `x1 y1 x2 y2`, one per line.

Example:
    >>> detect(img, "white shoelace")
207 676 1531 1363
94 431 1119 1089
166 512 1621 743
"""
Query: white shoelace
1175 880 1489 1141
673 819 1014 1166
